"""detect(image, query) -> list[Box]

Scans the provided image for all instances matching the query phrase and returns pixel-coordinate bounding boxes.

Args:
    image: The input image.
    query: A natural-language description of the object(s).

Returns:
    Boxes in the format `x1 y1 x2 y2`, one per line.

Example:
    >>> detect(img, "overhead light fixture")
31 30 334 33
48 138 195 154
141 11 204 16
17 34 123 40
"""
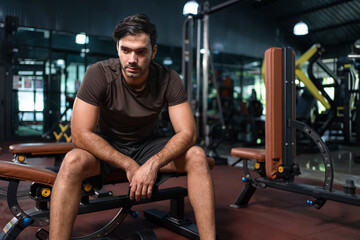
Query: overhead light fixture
75 33 89 45
56 59 65 67
183 0 199 16
347 53 360 59
293 21 308 36
355 39 360 49
163 57 173 66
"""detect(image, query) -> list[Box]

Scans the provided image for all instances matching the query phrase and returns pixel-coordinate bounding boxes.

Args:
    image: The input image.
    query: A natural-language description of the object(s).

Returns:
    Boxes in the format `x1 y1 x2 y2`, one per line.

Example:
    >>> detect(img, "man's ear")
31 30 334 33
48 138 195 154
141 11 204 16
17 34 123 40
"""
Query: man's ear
151 45 158 59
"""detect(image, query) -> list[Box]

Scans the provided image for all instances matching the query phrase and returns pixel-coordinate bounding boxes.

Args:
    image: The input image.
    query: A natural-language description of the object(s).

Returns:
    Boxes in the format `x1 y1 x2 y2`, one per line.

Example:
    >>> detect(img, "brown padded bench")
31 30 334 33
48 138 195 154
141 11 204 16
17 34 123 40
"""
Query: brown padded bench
0 147 214 239
231 148 265 163
4 142 215 185
0 159 215 187
9 142 75 156
9 142 75 163
0 161 126 186
9 142 215 169
231 47 294 179
0 160 57 186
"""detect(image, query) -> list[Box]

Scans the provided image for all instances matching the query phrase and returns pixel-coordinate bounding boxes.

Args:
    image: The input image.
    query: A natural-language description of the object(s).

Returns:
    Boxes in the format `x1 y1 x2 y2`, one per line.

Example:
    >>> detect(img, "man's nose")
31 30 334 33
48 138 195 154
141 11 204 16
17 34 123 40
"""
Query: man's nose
129 52 138 63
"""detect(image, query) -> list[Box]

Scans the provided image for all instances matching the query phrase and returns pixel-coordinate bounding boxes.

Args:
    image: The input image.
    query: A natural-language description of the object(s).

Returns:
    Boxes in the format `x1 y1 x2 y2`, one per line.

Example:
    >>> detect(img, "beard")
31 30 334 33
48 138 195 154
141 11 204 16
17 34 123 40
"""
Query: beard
121 63 146 79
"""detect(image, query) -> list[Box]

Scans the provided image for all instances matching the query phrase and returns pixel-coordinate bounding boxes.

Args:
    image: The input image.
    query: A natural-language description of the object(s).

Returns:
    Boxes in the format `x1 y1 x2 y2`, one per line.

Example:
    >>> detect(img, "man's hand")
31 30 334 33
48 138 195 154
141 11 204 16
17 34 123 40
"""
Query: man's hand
125 162 140 185
129 163 158 201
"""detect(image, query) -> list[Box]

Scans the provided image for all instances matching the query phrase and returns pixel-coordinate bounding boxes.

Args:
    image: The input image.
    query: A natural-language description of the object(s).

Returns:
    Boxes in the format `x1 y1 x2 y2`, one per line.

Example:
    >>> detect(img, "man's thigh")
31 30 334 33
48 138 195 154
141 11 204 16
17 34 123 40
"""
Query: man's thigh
159 149 188 173
159 145 207 173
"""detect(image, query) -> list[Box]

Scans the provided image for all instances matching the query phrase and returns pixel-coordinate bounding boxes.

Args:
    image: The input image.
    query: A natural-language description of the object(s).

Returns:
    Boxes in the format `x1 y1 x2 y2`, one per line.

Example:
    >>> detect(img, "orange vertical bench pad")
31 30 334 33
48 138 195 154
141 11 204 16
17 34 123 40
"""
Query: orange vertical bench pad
265 48 283 179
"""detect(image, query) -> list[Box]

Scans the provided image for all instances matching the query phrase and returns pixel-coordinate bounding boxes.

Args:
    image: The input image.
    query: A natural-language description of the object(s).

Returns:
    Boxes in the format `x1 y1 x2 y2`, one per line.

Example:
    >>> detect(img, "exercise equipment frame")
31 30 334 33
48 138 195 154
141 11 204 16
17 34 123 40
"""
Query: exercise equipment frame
231 47 360 210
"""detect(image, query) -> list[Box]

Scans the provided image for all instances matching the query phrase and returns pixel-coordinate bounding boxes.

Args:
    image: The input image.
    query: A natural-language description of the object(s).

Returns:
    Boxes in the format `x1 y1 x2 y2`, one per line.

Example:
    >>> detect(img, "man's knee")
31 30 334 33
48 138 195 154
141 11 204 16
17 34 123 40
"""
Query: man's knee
59 149 98 179
185 146 209 171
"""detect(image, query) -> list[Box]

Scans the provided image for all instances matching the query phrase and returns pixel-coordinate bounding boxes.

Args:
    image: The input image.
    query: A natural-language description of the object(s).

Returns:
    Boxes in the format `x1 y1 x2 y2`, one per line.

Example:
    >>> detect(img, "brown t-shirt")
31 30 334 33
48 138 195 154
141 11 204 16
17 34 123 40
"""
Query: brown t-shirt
77 58 187 141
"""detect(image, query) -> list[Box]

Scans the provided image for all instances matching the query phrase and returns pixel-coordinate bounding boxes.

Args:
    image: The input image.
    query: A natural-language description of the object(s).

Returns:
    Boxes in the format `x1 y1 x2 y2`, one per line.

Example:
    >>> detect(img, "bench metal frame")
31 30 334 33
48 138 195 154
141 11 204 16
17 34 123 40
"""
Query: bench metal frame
0 154 203 240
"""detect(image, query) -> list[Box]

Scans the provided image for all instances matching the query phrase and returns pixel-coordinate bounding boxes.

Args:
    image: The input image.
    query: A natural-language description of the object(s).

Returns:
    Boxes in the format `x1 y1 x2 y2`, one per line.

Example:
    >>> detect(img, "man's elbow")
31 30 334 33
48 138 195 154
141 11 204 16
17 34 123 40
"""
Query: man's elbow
71 135 80 147
188 131 197 146
71 131 83 147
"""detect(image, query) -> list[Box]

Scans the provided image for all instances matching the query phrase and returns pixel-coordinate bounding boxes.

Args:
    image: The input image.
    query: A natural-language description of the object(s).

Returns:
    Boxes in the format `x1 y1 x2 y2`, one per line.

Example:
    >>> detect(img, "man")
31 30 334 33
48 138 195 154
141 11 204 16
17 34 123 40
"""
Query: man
49 14 216 239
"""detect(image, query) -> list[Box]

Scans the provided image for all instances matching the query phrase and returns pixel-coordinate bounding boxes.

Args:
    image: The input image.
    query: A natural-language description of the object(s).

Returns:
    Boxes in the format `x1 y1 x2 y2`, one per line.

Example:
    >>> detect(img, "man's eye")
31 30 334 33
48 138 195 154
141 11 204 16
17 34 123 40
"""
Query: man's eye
122 49 129 53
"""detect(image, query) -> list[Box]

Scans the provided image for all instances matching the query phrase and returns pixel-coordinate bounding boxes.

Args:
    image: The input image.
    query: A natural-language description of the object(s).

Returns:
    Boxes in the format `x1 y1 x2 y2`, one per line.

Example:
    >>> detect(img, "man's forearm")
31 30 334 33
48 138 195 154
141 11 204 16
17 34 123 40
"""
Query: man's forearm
72 131 137 171
147 131 196 170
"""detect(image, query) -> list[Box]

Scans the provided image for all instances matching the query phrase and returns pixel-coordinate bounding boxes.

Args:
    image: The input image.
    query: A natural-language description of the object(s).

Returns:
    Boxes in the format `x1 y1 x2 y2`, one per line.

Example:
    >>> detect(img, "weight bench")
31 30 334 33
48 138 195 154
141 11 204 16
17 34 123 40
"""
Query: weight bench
0 142 214 239
230 47 360 209
9 142 75 165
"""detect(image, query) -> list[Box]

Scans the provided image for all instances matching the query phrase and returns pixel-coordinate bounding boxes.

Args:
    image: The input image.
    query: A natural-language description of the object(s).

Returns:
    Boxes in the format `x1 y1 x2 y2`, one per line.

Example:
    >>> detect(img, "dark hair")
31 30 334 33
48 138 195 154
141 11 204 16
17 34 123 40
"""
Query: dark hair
113 13 157 48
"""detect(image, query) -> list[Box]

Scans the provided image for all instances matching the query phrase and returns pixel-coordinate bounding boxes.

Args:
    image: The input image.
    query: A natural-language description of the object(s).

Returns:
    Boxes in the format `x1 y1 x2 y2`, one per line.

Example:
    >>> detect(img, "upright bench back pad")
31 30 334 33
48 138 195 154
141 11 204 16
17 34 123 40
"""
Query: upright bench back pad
264 48 295 179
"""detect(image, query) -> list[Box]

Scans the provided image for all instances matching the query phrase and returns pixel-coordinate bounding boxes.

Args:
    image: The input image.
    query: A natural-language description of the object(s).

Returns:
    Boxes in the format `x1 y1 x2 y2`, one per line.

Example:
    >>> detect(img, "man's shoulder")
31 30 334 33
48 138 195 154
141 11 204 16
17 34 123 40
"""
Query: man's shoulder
150 61 179 81
97 58 121 71
86 58 120 83
150 61 168 73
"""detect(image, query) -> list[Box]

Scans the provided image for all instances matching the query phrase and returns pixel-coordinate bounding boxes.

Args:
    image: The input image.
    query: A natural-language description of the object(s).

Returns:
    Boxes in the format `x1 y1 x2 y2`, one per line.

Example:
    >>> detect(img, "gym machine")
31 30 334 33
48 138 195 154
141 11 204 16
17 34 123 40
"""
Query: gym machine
295 44 359 143
231 47 360 210
335 59 359 144
182 0 240 164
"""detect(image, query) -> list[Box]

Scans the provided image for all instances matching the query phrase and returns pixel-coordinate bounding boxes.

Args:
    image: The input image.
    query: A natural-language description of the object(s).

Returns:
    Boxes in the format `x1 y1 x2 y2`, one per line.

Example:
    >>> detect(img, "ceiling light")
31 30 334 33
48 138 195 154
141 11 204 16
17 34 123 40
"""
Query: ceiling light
347 53 360 59
183 0 199 16
75 33 89 45
355 39 360 49
56 59 65 67
293 21 308 36
163 57 173 65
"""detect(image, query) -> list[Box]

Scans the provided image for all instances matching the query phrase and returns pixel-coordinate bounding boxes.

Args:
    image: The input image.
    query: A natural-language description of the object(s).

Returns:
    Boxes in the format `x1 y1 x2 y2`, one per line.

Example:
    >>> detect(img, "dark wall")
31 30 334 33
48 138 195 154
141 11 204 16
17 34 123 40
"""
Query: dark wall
0 0 287 58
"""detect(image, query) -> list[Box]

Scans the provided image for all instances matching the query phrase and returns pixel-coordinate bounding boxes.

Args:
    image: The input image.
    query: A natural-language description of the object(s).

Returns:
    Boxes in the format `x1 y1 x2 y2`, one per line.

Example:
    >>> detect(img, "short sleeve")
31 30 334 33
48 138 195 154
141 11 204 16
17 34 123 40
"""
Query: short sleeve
165 70 188 106
76 63 107 106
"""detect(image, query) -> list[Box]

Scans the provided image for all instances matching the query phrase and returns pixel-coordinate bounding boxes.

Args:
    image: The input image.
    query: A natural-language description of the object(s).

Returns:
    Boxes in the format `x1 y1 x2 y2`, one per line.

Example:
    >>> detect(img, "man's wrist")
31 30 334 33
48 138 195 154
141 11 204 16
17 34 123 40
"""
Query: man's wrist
146 154 163 171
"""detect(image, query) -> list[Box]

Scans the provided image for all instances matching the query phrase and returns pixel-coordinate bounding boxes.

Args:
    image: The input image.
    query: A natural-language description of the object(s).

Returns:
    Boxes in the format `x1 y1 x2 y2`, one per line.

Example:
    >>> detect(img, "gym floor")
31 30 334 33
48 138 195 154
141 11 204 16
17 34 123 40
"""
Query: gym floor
1 140 360 240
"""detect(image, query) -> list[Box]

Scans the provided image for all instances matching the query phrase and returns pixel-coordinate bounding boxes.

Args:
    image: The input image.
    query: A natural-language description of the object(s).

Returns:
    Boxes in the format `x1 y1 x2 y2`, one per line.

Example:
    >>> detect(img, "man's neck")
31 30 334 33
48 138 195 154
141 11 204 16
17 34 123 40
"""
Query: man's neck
128 80 147 91
123 70 149 91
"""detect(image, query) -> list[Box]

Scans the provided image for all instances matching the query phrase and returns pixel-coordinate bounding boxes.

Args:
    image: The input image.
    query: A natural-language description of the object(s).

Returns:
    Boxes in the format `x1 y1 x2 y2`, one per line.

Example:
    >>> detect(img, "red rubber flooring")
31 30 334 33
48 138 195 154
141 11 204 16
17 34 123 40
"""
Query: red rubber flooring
1 142 360 240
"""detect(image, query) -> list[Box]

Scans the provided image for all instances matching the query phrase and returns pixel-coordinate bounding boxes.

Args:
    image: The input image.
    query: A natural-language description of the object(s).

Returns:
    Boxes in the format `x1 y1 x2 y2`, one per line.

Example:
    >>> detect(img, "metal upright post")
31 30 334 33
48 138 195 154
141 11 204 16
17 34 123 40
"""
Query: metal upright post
182 16 194 103
202 12 209 147
282 48 295 181
195 18 202 137
182 0 240 144
343 70 352 144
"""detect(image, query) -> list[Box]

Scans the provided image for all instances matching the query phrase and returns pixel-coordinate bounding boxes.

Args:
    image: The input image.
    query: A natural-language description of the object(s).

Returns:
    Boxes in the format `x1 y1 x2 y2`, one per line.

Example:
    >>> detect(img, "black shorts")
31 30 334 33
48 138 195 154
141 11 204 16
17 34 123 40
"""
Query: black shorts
100 134 171 178
84 134 172 189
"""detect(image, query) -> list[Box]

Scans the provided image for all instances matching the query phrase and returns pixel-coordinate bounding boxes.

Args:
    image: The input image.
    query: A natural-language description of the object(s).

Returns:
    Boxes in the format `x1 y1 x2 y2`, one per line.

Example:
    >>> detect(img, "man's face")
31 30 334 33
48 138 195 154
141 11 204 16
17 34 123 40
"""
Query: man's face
117 33 157 82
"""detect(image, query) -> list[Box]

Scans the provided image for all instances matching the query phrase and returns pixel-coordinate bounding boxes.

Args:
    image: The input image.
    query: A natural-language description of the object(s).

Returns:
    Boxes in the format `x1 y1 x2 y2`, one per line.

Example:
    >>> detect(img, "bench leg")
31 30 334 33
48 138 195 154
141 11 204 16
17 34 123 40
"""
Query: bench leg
230 158 243 167
144 192 200 240
0 217 26 240
230 182 257 208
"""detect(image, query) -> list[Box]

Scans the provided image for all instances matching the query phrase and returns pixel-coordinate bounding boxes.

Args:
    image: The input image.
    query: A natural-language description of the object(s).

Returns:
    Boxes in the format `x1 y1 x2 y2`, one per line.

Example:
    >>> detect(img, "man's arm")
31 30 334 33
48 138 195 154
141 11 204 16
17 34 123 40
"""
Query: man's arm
129 101 196 200
151 101 197 168
71 97 140 180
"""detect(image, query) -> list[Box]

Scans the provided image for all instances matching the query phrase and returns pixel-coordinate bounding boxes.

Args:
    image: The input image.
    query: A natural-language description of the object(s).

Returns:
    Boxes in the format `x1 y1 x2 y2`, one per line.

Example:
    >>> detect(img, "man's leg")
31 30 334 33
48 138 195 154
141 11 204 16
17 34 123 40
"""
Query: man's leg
161 146 216 240
49 149 101 239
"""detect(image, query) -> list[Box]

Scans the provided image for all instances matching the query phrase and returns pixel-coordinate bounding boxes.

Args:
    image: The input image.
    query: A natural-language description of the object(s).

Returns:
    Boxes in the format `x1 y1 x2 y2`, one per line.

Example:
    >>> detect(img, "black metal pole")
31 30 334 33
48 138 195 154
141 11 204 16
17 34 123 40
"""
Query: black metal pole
203 0 240 15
